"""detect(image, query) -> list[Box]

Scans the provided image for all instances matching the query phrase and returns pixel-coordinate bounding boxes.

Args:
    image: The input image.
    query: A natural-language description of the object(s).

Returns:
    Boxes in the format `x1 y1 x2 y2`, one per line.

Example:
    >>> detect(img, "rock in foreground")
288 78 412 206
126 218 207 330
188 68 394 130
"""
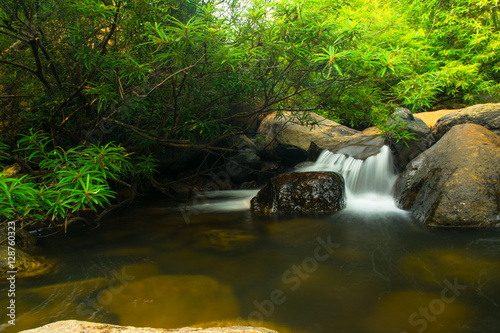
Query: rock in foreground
394 124 500 226
19 320 279 333
251 172 346 215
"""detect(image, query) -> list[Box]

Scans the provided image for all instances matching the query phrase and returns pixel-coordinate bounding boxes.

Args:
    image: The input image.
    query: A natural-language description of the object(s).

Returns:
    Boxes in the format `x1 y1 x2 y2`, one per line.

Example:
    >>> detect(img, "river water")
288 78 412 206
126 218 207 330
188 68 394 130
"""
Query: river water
1 147 500 333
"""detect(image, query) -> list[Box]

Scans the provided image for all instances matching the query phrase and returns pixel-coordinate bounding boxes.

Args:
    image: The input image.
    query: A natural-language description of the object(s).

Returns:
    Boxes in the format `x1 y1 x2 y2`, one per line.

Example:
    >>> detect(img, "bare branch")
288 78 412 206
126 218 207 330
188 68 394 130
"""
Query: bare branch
0 29 30 43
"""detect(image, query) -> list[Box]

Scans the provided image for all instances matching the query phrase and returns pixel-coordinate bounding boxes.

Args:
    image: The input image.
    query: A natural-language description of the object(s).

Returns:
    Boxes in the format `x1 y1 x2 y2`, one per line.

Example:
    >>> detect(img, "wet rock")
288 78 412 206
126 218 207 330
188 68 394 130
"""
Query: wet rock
251 172 346 215
385 107 435 171
19 320 279 333
394 123 500 226
105 275 240 329
362 290 471 333
432 103 500 140
0 244 53 278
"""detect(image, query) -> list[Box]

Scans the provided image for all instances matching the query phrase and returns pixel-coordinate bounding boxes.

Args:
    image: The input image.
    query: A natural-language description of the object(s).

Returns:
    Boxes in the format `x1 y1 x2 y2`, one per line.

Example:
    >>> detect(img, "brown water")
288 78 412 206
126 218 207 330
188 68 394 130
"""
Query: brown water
2 194 500 333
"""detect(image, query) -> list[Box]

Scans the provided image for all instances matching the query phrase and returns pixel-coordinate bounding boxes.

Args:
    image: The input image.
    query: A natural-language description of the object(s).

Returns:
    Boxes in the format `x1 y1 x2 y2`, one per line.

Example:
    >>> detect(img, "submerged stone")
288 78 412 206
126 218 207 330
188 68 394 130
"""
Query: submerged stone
363 290 471 333
193 229 257 252
105 275 240 329
399 248 500 293
251 172 346 215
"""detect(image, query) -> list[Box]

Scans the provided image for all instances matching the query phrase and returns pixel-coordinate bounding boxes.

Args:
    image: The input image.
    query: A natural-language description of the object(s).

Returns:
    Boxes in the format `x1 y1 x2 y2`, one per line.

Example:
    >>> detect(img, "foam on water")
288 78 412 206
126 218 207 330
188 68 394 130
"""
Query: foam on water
185 145 405 214
299 145 404 213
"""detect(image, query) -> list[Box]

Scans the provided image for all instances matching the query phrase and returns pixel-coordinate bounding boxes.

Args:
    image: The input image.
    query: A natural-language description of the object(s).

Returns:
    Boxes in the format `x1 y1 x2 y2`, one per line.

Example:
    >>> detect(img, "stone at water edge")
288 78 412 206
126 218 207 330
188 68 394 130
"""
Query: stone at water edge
251 172 346 215
18 320 280 333
394 123 500 226
385 107 435 172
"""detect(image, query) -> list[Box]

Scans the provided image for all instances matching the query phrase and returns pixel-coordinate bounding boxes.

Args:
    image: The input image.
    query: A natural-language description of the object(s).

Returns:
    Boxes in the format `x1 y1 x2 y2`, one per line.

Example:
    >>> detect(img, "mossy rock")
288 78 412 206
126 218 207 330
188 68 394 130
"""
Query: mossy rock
0 245 54 278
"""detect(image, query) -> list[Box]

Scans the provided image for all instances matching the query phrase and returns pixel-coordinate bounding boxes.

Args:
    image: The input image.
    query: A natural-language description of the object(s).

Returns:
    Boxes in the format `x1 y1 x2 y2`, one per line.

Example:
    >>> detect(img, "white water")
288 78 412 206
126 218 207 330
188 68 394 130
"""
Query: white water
185 145 405 214
299 145 403 213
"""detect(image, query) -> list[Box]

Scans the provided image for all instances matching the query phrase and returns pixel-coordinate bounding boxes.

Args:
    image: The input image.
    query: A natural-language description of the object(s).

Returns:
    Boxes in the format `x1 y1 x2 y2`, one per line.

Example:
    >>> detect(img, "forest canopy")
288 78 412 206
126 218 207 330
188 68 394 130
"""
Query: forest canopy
1 0 499 227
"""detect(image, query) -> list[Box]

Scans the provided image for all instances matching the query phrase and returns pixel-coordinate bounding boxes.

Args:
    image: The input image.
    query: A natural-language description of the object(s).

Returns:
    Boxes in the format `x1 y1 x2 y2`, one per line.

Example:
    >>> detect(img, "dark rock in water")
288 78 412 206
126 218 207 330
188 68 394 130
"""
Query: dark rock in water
394 124 500 226
432 103 500 140
386 107 435 171
251 172 346 215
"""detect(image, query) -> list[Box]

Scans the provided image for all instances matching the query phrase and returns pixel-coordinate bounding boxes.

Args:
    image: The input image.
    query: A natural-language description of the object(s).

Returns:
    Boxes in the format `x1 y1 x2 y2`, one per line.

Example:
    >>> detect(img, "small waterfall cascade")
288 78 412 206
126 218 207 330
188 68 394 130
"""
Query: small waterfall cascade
300 145 402 212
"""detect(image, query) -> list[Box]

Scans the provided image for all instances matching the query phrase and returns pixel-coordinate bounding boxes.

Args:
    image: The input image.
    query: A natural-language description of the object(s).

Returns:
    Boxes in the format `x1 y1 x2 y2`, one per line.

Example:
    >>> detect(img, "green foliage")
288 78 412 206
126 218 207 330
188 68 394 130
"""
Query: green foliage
0 0 499 189
0 130 152 227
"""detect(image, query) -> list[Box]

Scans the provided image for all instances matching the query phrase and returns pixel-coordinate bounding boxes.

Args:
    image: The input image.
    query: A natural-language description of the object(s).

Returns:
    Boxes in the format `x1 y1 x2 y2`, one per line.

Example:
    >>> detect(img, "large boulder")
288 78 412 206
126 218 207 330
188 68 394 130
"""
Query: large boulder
19 320 279 333
394 124 500 226
432 103 500 140
385 108 435 171
258 112 360 151
251 172 346 215
257 112 359 165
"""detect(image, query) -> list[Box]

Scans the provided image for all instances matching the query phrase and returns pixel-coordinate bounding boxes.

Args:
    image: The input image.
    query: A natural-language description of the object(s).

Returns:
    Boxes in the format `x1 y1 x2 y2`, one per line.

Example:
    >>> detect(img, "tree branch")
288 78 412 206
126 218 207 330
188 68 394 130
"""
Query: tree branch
0 58 37 75
100 2 121 56
0 29 30 43
37 39 62 88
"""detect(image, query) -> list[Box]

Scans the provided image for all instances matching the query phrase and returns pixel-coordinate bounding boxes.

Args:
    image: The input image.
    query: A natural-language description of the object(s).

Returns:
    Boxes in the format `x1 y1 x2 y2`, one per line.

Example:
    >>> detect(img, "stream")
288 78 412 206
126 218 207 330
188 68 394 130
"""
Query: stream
1 146 500 333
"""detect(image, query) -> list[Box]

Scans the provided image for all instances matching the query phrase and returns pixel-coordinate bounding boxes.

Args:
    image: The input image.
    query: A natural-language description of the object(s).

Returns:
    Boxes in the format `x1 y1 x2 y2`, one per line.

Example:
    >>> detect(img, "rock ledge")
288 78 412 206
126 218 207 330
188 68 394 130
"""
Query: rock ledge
19 320 279 333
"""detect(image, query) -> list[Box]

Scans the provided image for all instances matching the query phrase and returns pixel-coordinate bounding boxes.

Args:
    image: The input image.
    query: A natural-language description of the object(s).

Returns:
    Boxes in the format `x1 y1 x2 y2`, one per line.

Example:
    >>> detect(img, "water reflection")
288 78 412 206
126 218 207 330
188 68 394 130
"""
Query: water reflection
1 197 499 333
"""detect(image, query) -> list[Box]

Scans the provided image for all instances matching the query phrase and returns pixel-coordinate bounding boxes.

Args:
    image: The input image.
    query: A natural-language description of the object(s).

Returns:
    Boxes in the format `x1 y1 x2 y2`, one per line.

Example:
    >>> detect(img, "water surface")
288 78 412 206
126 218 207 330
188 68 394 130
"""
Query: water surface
1 194 500 333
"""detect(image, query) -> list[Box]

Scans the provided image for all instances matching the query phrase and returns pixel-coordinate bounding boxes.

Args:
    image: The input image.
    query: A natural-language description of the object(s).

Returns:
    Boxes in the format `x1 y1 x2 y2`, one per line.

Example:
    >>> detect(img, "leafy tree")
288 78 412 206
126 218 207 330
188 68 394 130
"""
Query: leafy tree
1 0 499 231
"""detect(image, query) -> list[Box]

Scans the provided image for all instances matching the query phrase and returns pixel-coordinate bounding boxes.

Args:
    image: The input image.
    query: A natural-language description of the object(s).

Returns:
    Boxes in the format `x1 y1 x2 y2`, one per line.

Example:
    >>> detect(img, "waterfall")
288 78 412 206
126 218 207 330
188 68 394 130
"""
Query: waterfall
299 145 402 212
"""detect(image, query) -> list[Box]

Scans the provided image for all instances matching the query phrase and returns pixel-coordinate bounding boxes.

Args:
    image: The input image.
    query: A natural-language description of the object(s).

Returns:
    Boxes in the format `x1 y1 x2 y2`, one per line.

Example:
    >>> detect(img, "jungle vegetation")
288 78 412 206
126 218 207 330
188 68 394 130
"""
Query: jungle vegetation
1 0 499 229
